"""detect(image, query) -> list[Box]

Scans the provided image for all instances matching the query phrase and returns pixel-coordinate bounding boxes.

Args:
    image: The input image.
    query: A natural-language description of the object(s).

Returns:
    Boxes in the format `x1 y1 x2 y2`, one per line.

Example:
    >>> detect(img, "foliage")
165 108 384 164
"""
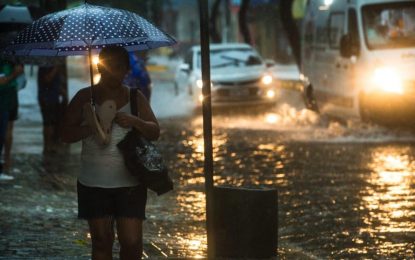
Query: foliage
80 0 165 25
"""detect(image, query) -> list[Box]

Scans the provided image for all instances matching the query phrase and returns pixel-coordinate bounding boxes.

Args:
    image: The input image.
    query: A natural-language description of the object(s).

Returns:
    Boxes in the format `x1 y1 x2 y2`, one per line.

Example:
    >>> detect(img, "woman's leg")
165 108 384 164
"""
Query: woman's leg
88 217 115 260
116 218 143 260
4 121 14 171
0 111 9 173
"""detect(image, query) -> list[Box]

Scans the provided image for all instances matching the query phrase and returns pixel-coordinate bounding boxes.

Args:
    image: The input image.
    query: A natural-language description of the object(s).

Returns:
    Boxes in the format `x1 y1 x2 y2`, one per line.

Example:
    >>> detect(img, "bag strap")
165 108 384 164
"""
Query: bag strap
130 88 138 116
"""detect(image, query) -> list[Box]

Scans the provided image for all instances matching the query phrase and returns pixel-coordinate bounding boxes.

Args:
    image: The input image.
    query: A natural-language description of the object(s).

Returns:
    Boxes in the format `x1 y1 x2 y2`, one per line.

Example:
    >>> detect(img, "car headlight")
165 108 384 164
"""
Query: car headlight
369 67 403 94
261 74 273 85
196 79 203 89
196 79 213 89
266 89 275 98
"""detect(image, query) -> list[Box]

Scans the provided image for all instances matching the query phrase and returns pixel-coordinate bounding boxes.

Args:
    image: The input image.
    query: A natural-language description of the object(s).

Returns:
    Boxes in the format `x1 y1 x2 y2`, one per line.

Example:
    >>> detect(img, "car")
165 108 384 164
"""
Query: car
174 43 278 107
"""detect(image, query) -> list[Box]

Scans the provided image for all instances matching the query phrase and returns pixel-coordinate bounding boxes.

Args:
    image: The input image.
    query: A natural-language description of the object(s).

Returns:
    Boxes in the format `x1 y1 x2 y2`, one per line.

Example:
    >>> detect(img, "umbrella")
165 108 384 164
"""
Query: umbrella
0 5 63 66
1 2 176 89
0 4 33 25
0 4 33 48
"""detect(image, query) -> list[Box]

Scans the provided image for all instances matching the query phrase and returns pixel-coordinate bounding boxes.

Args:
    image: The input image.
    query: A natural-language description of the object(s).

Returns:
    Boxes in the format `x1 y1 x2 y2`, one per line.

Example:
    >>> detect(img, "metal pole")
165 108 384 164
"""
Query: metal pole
198 0 215 258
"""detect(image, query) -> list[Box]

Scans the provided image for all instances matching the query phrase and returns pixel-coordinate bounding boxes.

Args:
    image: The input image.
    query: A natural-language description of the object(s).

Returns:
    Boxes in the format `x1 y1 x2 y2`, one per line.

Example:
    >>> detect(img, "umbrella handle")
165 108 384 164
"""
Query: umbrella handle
88 47 95 106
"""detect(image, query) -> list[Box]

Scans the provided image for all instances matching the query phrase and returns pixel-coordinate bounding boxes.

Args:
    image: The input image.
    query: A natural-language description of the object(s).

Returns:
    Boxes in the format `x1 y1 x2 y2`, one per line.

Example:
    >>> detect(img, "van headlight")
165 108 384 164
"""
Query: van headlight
368 67 403 94
261 75 273 85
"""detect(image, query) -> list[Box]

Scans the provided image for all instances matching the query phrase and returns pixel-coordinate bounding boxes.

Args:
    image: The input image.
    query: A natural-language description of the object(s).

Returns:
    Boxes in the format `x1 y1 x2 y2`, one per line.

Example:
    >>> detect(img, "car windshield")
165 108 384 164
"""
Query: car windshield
197 48 263 69
362 2 415 50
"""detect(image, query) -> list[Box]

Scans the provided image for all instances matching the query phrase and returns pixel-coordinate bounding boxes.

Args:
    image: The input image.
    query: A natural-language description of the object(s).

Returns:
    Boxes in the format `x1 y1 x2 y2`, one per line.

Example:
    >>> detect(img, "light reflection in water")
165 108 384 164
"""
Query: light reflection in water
176 121 288 256
175 190 207 257
188 126 227 160
265 113 279 124
362 148 415 236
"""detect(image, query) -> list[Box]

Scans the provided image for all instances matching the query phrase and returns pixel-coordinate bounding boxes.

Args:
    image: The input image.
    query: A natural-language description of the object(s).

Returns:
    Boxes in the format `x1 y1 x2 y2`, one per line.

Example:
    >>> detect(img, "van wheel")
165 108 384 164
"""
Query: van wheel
359 92 371 122
303 85 319 112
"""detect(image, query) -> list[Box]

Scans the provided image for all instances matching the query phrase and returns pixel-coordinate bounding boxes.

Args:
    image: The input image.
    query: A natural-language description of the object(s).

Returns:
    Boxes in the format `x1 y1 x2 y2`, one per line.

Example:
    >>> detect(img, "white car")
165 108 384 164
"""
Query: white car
174 43 278 107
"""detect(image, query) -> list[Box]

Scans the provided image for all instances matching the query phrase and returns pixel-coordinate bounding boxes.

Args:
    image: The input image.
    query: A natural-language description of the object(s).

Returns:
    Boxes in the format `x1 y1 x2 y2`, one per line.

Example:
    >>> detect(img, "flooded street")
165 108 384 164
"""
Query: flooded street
1 65 415 258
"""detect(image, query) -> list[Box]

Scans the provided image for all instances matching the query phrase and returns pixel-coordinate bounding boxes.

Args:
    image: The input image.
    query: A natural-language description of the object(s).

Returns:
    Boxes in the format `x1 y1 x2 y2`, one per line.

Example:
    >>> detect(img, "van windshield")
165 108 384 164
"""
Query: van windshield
362 2 415 50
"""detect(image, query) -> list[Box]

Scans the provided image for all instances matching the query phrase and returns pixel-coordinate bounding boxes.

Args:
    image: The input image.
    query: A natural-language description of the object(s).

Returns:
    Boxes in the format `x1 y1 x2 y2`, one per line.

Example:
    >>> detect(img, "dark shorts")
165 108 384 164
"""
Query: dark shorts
39 102 60 126
77 181 147 220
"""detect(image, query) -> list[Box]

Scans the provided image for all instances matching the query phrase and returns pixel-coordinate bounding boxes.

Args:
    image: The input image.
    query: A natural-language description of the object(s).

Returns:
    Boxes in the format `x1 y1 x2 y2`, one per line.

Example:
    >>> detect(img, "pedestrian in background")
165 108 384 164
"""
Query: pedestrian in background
3 63 24 175
37 65 67 155
61 46 159 259
123 51 152 102
0 60 23 181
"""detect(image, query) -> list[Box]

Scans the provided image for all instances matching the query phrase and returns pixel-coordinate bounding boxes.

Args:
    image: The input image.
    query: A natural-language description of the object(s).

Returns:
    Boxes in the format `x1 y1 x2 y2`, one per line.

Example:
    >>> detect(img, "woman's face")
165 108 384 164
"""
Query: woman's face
99 56 129 83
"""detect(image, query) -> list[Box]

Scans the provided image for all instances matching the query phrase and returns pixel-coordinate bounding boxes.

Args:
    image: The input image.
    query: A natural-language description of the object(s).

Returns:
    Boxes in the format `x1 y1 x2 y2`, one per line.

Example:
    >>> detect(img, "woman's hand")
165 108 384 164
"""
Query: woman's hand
115 112 138 129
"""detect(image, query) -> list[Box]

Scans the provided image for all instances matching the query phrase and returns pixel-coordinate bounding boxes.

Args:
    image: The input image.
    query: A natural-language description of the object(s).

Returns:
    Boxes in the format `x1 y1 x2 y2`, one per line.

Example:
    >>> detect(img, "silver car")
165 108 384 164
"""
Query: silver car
174 43 278 107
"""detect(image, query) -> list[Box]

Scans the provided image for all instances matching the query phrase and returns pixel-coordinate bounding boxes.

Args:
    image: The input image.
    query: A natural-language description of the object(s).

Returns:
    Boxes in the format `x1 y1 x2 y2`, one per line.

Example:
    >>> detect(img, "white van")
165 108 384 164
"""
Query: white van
301 0 415 124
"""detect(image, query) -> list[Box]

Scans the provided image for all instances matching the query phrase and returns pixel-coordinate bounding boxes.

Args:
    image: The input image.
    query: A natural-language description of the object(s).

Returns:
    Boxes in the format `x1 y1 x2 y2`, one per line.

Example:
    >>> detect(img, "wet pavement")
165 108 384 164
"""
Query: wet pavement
1 64 415 259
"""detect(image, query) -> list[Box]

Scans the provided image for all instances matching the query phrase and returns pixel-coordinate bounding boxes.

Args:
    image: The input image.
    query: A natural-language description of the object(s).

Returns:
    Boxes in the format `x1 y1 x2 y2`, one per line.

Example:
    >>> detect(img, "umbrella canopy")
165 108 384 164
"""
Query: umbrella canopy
2 3 176 57
0 4 33 49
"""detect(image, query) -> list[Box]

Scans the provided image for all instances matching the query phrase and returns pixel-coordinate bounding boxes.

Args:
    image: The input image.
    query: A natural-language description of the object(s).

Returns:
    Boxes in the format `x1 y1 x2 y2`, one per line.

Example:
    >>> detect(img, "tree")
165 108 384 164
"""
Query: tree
280 0 301 67
39 0 67 12
239 0 251 44
39 0 69 116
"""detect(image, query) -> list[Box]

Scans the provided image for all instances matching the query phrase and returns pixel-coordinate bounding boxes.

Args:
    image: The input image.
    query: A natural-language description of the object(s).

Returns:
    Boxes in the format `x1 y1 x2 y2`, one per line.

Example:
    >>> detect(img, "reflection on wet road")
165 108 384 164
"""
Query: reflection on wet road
153 111 415 258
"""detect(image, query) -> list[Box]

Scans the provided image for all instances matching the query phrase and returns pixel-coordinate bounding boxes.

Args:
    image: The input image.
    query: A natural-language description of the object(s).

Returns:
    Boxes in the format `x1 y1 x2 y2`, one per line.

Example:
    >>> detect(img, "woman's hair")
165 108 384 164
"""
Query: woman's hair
98 45 130 70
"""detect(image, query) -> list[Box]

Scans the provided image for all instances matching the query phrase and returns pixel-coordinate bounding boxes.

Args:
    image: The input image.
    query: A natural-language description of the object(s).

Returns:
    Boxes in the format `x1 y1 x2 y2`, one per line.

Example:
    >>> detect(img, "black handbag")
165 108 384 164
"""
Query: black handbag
117 88 173 195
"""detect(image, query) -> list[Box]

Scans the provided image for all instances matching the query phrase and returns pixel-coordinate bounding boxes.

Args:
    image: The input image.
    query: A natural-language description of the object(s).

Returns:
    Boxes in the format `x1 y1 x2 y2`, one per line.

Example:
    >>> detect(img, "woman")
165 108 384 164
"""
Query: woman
61 46 159 259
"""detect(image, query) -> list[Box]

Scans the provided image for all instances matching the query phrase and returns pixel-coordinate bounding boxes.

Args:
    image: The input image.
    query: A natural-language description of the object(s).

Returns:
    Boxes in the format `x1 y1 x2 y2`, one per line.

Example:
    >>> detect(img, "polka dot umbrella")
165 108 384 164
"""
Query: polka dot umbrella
1 2 176 87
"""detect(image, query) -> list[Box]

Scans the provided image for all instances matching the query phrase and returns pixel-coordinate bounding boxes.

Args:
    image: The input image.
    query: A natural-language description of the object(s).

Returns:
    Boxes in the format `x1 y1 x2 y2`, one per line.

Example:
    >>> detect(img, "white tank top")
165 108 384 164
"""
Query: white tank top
78 101 140 188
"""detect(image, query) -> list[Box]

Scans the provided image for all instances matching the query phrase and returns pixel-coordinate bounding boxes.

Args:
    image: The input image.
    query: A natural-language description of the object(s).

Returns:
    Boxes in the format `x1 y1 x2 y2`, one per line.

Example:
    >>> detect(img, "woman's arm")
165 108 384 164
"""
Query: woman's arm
134 90 160 140
115 90 160 141
60 89 95 143
0 65 23 85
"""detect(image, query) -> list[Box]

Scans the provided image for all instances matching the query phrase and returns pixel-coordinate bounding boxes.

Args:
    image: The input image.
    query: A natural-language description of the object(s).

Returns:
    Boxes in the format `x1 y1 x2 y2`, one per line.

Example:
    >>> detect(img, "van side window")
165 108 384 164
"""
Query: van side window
328 12 345 49
348 8 360 56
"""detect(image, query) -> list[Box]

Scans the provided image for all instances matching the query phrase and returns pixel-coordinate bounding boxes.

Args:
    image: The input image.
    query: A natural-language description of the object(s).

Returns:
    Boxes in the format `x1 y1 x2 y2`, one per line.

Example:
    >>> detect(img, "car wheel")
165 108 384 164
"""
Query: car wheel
303 84 319 112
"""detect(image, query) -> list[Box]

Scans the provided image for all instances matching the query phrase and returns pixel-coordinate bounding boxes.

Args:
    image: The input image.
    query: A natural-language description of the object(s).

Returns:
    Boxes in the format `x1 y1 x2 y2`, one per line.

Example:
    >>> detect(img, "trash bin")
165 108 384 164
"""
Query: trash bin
213 186 278 258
